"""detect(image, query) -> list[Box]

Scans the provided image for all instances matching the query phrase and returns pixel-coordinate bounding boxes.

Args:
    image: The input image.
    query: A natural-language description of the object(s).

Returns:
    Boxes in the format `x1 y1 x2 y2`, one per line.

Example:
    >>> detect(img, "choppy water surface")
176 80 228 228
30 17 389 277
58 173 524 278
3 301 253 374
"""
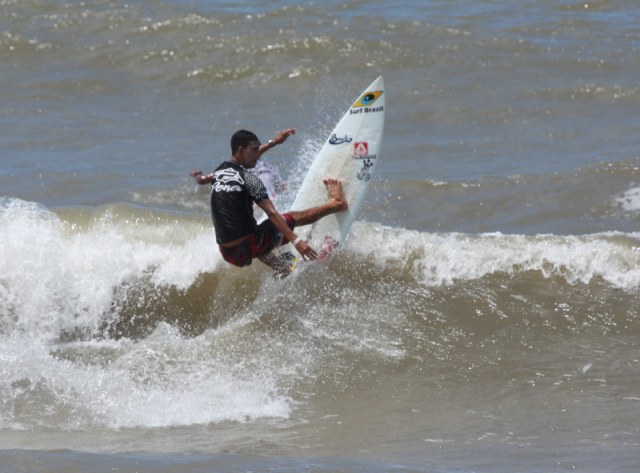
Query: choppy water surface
1 1 640 472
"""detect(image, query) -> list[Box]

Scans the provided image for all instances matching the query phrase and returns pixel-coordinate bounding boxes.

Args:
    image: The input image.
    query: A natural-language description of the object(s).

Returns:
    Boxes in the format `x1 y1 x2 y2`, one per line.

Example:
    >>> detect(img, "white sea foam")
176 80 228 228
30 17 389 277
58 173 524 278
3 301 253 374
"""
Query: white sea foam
0 198 220 337
0 323 291 430
0 199 290 430
347 221 640 289
615 186 640 212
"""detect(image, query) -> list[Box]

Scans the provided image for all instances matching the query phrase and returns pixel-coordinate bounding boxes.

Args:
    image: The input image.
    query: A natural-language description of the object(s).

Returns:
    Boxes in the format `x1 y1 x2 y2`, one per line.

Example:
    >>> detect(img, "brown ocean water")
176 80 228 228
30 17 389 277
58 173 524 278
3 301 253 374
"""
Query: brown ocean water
1 1 640 471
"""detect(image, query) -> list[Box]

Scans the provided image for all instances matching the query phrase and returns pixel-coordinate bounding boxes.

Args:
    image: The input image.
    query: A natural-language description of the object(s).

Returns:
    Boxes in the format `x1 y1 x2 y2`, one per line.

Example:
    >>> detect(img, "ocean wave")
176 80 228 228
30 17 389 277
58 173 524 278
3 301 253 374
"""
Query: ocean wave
347 223 640 288
2 197 640 432
3 197 640 340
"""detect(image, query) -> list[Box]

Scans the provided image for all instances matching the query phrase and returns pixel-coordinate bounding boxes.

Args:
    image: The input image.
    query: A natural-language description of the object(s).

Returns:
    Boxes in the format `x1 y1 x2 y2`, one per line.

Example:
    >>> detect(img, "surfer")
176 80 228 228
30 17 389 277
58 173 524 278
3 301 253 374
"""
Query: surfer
207 128 348 277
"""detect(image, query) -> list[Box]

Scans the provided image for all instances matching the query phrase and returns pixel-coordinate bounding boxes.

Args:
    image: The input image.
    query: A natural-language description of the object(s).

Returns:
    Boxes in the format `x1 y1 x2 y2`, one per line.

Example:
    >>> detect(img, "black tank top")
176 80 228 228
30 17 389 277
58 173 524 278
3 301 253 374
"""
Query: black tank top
210 161 269 244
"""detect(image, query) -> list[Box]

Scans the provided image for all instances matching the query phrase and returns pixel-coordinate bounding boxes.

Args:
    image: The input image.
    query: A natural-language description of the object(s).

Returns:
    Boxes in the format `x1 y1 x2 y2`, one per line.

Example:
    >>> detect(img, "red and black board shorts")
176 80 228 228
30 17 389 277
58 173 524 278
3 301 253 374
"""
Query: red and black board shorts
219 213 296 268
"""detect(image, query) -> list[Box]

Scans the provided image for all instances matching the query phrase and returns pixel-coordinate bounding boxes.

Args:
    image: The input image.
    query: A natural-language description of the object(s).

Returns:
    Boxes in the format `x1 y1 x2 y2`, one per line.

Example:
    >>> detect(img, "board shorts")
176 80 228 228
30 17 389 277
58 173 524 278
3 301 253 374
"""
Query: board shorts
219 213 296 268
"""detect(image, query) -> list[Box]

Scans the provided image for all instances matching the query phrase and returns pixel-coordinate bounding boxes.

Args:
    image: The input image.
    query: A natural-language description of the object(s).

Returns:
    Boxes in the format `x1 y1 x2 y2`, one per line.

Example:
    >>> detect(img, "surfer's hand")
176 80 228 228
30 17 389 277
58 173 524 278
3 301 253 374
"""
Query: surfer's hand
294 239 317 261
274 128 296 145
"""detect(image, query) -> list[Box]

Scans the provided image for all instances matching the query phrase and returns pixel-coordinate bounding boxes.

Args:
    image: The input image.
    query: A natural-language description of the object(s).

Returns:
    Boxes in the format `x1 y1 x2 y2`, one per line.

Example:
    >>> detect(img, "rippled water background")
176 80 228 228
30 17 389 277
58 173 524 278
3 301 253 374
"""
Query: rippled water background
2 1 640 472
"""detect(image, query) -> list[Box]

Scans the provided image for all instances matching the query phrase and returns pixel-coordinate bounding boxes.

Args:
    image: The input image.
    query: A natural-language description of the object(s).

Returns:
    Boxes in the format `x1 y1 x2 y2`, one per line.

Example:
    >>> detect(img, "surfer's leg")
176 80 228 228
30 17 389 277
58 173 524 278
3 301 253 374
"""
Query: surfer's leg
289 178 348 226
252 216 296 278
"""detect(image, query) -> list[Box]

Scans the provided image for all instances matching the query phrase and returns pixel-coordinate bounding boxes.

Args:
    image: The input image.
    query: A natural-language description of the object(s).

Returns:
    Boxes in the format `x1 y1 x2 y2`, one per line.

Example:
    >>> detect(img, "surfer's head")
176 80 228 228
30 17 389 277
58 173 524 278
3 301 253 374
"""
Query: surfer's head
231 129 260 155
231 129 261 168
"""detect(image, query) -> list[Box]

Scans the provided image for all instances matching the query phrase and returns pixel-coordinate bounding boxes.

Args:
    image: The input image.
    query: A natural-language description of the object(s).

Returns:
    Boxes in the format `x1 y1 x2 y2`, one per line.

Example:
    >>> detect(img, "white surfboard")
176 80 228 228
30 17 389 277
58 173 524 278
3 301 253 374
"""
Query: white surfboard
285 76 386 267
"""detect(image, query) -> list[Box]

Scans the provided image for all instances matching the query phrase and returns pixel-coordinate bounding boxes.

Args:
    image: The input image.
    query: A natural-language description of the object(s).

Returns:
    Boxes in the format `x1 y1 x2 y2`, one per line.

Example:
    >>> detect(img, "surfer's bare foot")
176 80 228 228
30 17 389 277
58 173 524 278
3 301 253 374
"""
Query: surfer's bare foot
323 178 348 211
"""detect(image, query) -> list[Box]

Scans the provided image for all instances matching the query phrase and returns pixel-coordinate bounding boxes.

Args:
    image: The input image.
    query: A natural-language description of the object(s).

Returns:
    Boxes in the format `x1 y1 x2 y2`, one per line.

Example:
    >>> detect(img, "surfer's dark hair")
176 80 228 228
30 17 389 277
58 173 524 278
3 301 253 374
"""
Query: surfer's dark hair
231 129 259 155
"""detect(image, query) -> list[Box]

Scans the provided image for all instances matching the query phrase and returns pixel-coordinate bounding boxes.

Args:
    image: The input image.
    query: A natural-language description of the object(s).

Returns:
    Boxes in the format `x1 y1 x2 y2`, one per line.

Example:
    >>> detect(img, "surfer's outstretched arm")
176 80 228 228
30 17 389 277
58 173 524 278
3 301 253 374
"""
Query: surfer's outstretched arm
190 170 213 185
258 128 296 156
